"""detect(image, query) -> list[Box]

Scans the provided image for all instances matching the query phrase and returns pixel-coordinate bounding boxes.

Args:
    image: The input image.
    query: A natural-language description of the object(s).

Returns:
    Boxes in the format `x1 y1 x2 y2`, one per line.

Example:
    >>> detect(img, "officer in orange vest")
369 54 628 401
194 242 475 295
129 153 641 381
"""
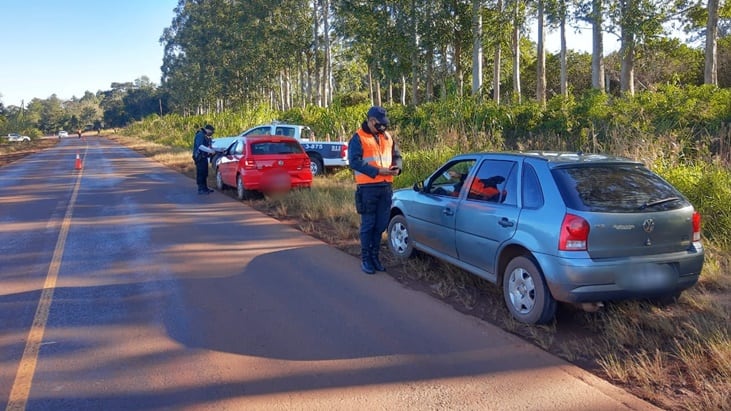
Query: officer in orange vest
348 106 403 274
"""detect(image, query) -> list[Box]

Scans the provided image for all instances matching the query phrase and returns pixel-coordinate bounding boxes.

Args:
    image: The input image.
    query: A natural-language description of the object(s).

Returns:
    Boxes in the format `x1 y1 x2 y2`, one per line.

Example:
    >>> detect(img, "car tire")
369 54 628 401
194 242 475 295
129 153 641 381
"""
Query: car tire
237 174 253 200
387 214 414 260
502 255 556 325
216 169 225 191
309 155 324 176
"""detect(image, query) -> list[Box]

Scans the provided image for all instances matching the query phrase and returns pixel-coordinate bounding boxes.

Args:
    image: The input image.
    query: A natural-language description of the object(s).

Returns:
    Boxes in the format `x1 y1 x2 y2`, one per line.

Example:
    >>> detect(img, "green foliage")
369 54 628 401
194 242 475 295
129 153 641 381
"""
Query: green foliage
655 162 731 247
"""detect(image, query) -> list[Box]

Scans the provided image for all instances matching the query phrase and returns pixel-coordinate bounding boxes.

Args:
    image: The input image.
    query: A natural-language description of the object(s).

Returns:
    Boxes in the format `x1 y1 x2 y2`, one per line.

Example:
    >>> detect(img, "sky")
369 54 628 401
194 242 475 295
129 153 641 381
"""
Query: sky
0 0 178 107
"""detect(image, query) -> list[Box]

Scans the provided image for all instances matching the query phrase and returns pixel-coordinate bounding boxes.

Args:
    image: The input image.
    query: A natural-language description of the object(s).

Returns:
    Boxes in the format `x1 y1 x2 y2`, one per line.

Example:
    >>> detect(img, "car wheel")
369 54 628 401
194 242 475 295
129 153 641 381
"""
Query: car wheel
216 169 225 191
502 255 556 325
237 174 253 200
387 214 414 260
309 156 324 176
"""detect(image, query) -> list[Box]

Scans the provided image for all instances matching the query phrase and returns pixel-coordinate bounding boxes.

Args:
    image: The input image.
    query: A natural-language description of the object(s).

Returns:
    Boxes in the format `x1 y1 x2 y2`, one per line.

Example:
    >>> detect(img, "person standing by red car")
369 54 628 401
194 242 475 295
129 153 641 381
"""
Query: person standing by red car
192 124 216 195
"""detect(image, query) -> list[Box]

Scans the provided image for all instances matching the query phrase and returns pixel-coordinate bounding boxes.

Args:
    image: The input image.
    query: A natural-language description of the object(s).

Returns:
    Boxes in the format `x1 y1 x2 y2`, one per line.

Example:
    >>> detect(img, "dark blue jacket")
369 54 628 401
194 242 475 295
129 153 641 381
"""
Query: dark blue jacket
192 129 212 160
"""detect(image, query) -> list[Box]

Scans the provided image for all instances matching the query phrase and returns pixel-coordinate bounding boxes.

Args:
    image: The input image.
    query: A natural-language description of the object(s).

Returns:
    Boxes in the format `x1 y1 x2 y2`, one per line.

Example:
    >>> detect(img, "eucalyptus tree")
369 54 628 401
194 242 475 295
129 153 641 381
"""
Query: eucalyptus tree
536 0 547 104
576 0 607 91
608 0 675 95
511 0 528 102
473 0 484 95
332 0 386 104
705 0 721 85
683 0 729 86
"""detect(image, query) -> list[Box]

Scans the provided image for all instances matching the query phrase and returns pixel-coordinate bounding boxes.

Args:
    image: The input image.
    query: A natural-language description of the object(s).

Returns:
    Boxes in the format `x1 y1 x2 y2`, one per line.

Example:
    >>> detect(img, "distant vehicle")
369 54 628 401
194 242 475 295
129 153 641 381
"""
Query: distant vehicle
387 151 704 324
214 135 313 199
58 130 69 138
6 133 30 142
212 122 348 176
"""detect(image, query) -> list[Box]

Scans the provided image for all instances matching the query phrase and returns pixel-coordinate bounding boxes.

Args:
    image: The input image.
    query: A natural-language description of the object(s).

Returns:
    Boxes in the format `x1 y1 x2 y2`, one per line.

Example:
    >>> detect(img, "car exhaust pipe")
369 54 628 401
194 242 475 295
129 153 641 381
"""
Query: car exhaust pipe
578 302 604 312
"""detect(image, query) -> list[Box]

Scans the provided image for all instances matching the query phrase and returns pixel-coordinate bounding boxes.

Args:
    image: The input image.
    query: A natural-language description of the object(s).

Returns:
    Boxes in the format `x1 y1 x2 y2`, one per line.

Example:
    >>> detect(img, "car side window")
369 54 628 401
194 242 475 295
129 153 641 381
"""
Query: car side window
467 160 517 205
275 127 296 137
521 164 544 209
243 126 270 136
428 160 476 197
234 140 244 155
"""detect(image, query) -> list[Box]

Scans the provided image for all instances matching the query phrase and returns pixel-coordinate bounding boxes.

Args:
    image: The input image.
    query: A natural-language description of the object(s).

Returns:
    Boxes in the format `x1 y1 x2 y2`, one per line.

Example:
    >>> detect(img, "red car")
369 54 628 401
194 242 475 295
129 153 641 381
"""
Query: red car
214 135 312 199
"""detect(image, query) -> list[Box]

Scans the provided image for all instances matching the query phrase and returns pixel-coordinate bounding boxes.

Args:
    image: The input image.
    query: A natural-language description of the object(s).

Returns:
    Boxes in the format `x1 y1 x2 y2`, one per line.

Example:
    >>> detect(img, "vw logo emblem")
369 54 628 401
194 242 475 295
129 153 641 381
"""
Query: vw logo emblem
643 219 655 233
277 160 284 166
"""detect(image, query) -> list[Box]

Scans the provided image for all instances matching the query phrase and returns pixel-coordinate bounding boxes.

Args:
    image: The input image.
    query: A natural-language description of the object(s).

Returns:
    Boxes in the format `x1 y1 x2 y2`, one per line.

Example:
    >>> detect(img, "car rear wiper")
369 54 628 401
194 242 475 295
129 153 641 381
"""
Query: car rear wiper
638 197 680 210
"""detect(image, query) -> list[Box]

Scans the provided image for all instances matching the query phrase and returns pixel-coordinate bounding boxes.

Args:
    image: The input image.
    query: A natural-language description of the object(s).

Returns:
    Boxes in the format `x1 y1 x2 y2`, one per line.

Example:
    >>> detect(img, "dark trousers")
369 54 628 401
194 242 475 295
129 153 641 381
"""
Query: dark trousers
195 157 209 191
355 184 393 256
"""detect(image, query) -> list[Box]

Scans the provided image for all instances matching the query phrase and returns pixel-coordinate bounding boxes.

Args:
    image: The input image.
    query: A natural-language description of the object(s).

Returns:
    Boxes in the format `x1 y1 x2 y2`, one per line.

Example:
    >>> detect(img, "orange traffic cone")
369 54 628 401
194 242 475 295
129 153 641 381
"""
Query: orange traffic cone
74 152 83 170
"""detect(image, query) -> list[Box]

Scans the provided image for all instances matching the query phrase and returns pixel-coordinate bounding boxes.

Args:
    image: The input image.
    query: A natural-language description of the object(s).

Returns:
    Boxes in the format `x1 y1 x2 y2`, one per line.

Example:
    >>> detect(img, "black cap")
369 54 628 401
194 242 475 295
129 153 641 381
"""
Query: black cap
203 124 215 133
367 106 389 126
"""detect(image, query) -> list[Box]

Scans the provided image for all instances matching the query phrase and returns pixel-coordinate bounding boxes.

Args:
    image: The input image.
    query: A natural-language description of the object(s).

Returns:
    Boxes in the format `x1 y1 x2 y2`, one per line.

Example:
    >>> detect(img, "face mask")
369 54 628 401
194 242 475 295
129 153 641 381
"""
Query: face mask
374 123 387 133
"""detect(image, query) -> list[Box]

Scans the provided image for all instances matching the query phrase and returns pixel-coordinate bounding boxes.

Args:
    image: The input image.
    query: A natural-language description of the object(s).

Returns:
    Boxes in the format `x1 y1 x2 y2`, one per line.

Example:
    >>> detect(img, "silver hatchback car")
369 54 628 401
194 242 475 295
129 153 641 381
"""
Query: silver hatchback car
387 152 704 324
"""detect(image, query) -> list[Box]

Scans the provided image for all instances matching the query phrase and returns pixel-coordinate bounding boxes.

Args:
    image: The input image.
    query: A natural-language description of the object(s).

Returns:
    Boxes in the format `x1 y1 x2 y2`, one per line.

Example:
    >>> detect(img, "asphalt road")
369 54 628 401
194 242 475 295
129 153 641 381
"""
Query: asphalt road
0 137 659 410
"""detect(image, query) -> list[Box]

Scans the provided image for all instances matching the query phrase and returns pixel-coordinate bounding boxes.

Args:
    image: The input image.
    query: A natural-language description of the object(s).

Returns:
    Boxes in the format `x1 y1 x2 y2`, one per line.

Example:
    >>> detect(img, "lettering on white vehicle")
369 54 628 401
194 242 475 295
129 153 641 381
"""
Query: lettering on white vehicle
303 144 324 150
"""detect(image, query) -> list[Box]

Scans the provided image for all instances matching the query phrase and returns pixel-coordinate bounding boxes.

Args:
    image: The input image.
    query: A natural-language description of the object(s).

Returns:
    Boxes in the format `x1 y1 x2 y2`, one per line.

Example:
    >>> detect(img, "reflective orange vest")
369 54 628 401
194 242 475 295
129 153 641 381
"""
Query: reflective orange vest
354 128 395 185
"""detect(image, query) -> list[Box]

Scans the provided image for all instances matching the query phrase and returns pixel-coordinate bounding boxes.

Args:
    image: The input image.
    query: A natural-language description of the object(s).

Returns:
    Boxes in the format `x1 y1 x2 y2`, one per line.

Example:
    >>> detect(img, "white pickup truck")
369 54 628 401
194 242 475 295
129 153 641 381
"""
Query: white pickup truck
6 133 31 142
212 122 348 175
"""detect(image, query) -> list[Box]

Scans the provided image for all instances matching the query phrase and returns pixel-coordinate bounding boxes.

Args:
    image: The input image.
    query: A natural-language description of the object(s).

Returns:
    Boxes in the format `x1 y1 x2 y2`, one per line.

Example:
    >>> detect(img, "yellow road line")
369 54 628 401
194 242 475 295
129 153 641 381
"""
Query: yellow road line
5 151 85 411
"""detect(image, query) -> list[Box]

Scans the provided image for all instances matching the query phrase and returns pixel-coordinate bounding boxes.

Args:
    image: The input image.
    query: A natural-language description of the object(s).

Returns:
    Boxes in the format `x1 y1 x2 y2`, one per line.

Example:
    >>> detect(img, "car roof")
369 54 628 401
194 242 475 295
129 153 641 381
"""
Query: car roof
452 151 641 166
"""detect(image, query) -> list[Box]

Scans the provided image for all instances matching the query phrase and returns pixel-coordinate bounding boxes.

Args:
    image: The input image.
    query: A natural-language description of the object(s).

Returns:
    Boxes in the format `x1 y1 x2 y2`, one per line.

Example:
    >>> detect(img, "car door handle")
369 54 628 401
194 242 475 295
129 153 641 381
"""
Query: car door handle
499 217 514 227
443 208 455 216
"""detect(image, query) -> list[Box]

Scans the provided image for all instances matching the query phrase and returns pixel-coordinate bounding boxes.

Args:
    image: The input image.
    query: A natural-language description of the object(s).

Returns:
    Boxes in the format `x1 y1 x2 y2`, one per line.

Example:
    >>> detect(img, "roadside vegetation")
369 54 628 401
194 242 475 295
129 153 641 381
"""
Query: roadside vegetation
108 86 731 411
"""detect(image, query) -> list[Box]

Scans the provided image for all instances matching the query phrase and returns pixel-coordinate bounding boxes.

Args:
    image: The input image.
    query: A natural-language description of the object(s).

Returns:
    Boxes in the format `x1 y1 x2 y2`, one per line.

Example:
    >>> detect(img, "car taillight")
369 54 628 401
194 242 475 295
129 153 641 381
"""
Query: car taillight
559 214 589 251
692 211 702 242
302 157 310 170
242 159 256 170
340 143 348 159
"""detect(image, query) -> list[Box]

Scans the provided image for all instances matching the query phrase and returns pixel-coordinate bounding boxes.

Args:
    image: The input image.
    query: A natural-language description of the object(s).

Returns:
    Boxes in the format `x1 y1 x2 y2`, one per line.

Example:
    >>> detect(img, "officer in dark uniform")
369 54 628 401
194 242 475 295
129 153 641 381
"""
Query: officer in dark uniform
348 106 403 274
192 124 216 195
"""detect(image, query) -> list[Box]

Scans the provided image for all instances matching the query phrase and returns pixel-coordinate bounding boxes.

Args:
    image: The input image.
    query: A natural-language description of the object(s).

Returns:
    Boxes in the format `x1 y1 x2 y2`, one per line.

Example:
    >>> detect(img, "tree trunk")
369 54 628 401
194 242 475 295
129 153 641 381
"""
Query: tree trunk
591 0 605 91
493 0 503 104
512 0 521 103
323 0 332 107
619 0 635 95
426 49 434 102
368 67 374 105
536 0 546 105
312 0 321 106
411 0 419 105
472 0 483 96
559 0 568 97
705 0 719 85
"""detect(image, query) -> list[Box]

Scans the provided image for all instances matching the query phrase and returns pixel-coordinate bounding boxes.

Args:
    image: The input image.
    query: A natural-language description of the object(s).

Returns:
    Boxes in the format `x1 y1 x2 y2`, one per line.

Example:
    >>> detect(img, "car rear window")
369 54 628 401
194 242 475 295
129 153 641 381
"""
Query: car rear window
250 141 304 155
551 164 689 212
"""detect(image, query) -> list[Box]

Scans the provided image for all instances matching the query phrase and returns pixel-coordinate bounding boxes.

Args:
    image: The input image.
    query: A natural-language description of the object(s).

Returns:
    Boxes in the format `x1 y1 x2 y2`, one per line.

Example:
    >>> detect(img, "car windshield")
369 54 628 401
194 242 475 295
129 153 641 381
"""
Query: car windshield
250 141 304 155
551 164 689 212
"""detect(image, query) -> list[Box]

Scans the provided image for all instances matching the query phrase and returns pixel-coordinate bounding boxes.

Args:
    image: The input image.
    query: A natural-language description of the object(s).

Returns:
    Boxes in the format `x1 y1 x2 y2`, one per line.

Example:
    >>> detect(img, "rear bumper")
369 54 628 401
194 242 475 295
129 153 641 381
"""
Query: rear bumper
323 158 349 168
534 247 705 303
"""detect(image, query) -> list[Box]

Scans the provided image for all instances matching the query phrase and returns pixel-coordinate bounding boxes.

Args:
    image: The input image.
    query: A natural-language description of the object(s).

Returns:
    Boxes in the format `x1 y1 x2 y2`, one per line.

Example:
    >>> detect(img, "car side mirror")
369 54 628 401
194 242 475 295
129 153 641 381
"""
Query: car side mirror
413 181 424 192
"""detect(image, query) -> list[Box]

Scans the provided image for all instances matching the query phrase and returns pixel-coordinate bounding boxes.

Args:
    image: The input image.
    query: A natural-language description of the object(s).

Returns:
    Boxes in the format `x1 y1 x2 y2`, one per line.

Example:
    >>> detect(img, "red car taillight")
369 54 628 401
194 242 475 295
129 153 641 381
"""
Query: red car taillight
692 211 702 242
559 213 589 251
242 159 256 170
340 143 348 159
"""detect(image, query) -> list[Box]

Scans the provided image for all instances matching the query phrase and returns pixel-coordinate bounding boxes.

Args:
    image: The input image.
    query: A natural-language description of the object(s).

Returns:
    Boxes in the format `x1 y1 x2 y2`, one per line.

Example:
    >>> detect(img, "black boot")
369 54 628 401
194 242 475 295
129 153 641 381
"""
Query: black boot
370 247 386 272
361 249 375 274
